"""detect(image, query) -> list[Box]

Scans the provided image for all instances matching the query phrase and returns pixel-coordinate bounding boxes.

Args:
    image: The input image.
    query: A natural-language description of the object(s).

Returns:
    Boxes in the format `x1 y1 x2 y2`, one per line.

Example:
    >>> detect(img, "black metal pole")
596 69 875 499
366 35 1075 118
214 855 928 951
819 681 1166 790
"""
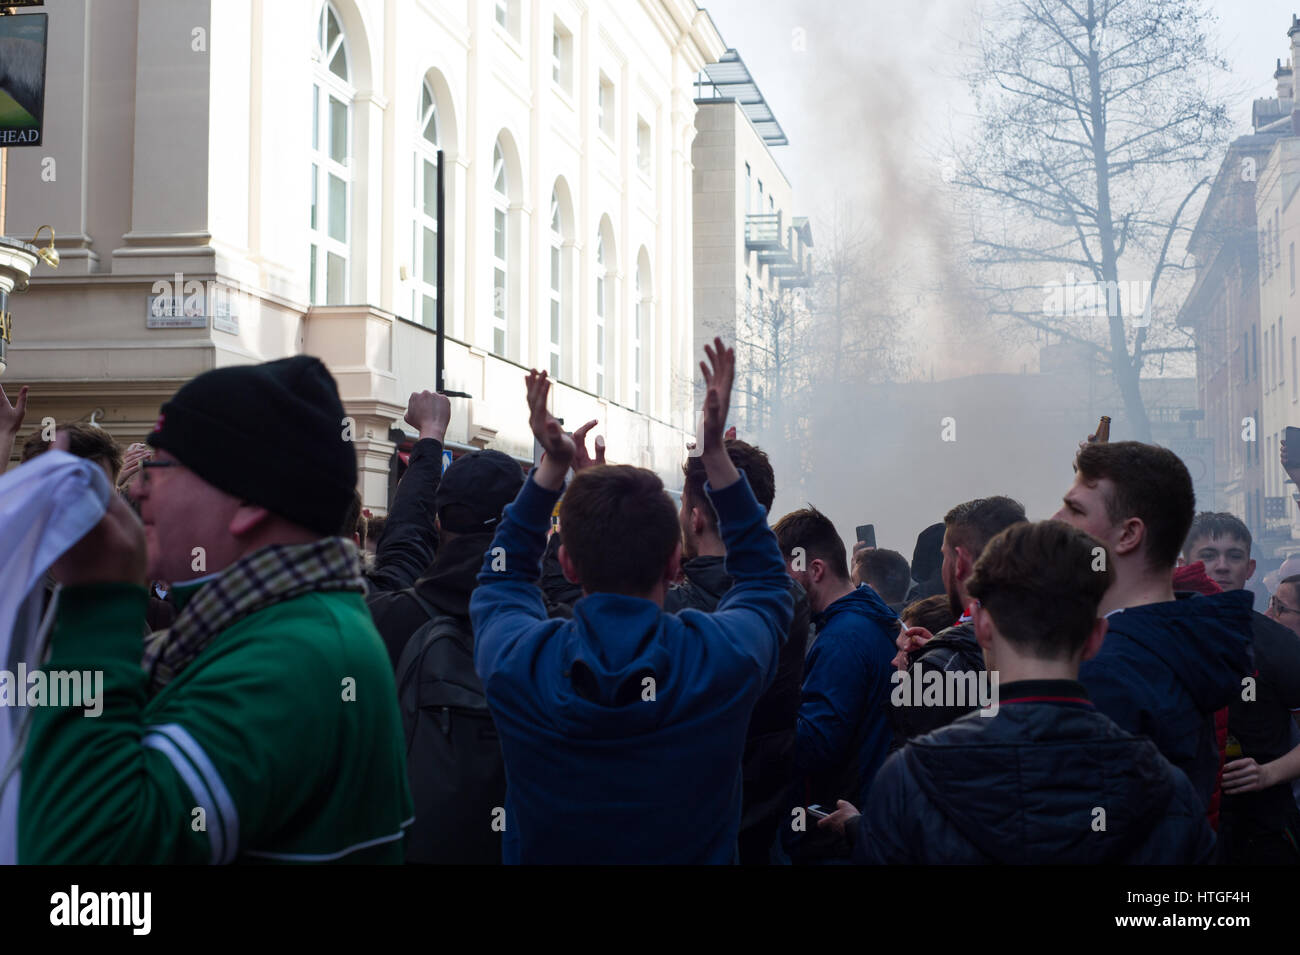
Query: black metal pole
435 148 446 392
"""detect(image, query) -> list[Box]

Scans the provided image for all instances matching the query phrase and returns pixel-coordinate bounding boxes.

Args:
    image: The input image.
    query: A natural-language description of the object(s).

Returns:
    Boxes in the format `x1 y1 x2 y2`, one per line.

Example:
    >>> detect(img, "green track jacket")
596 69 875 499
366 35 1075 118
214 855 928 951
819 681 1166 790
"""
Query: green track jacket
19 581 412 863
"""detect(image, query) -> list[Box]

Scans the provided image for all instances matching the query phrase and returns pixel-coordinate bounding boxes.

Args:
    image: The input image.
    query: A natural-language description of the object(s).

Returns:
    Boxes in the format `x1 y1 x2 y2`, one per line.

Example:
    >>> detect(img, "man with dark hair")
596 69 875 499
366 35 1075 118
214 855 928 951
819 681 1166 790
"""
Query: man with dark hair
470 339 793 864
773 505 897 855
852 548 910 612
21 421 123 484
818 521 1214 864
669 438 808 864
907 523 946 601
891 496 1026 741
1053 441 1253 810
19 356 411 863
1269 574 1300 639
1184 512 1300 864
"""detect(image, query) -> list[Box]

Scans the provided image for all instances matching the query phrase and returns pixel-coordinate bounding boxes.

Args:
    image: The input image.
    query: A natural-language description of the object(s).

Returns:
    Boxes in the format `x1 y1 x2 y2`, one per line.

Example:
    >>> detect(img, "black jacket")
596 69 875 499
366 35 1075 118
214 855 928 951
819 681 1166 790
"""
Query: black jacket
366 437 445 598
1078 590 1254 810
665 555 809 864
889 621 983 743
367 531 496 668
852 680 1216 864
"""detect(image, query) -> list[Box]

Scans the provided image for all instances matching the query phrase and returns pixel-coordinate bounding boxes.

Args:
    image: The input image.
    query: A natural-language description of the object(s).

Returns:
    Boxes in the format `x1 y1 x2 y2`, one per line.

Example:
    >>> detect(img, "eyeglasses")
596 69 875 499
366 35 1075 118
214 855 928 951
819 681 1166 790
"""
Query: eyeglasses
1270 595 1300 617
138 459 179 488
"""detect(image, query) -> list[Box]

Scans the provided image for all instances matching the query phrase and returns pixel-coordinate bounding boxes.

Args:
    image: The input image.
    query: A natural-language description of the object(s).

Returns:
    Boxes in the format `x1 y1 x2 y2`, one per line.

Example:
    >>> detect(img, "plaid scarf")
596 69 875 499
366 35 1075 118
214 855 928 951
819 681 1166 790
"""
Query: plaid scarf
142 538 366 694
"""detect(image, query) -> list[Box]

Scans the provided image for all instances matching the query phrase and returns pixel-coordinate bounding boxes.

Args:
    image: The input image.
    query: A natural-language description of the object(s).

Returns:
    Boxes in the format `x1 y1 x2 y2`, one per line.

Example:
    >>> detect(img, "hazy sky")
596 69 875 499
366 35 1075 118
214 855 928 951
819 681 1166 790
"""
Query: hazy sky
699 0 1300 377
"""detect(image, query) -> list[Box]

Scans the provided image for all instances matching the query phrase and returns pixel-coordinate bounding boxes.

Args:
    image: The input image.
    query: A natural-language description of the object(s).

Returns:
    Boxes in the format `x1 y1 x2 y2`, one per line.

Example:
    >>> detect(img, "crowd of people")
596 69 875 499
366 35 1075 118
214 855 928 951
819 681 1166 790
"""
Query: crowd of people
0 336 1297 864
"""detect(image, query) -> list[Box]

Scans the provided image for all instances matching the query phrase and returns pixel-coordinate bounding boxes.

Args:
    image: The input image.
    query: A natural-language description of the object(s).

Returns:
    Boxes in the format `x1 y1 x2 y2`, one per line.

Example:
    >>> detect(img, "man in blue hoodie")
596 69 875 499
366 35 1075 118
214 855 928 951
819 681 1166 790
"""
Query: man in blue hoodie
773 507 898 820
817 521 1215 864
1053 441 1254 810
470 338 793 864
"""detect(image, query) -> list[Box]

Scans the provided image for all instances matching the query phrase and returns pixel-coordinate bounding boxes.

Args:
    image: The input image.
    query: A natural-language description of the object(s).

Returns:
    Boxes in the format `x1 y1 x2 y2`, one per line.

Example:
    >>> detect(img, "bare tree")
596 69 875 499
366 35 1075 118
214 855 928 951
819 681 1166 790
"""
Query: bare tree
736 205 911 497
954 0 1231 440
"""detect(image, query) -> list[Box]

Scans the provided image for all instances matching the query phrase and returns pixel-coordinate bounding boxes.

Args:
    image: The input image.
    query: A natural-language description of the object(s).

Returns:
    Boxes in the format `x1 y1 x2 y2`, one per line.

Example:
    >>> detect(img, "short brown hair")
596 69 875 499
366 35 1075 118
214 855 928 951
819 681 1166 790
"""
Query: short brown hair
1075 441 1194 571
772 506 850 582
943 496 1026 559
681 438 775 530
559 464 680 595
21 423 123 481
900 593 953 634
1184 512 1251 559
967 521 1113 660
856 548 910 603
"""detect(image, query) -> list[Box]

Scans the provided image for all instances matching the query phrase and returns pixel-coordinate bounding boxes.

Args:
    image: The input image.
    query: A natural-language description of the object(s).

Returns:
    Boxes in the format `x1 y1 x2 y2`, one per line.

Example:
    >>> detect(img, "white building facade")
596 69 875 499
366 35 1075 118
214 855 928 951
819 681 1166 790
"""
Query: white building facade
2 0 725 509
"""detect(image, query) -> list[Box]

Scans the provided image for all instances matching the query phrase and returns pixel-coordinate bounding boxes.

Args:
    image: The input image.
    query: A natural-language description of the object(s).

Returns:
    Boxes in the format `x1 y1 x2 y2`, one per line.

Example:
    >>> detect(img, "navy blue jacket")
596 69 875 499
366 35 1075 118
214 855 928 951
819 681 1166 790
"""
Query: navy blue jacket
469 472 793 864
853 681 1215 864
795 585 899 808
1078 591 1254 810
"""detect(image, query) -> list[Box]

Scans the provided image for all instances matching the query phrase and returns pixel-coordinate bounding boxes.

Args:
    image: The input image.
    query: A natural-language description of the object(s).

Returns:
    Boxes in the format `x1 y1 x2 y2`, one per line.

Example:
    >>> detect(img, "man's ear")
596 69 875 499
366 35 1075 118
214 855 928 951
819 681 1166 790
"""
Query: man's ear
1247 557 1258 582
664 539 682 584
557 544 581 585
690 506 708 539
1081 616 1108 663
1113 517 1144 558
806 556 826 587
229 502 273 538
955 545 975 584
973 604 994 652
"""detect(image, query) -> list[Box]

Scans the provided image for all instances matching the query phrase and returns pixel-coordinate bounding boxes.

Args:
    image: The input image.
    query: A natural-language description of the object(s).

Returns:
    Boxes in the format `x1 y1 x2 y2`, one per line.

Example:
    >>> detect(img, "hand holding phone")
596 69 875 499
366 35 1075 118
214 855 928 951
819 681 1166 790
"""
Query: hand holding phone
855 524 876 549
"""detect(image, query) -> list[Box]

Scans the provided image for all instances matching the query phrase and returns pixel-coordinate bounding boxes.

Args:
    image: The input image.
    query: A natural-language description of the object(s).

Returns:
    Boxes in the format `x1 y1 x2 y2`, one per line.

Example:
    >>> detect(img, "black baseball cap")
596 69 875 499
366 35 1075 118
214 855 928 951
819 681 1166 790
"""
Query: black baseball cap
435 449 524 533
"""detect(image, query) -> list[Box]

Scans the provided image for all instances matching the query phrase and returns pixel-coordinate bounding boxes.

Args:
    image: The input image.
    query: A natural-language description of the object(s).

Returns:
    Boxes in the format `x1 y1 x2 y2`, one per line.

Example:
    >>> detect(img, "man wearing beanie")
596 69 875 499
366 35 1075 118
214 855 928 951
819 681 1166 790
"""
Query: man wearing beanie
19 356 413 864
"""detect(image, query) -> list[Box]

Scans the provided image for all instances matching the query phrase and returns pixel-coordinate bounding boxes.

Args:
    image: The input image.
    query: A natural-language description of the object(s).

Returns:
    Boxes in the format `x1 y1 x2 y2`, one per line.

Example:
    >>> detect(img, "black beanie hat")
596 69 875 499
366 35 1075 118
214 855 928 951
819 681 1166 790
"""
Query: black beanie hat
435 449 524 533
147 356 357 536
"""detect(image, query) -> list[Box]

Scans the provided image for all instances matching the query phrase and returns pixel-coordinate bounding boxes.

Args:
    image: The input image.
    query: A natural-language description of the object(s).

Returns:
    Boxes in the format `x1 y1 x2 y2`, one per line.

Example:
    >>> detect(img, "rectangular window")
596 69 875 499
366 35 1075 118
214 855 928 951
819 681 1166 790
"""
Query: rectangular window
310 165 318 229
598 75 614 138
328 174 347 243
552 22 572 93
311 85 320 149
637 118 651 177
326 251 346 305
494 209 506 259
329 97 348 164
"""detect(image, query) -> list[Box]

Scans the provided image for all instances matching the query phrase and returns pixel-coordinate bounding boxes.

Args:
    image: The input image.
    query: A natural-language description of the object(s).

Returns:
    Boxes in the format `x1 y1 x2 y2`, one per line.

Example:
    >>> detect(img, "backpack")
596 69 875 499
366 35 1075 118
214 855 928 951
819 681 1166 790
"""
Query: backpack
394 591 506 864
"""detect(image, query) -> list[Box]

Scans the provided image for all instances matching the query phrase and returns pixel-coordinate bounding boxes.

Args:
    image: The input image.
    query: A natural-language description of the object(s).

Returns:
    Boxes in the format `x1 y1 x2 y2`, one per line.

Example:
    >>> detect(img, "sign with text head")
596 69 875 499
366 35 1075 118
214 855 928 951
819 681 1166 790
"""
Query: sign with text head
0 11 47 147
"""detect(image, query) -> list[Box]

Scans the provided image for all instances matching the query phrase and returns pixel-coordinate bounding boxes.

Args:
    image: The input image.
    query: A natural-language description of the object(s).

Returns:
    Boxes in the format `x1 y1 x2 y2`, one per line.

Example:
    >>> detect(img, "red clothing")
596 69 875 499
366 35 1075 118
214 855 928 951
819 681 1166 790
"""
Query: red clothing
1173 561 1227 832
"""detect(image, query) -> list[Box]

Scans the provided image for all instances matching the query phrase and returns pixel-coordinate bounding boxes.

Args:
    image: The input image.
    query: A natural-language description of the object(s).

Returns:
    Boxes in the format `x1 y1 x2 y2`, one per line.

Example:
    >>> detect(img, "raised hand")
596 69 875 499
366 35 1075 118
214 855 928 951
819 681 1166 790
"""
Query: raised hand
405 389 452 442
697 337 735 456
571 419 606 472
525 370 575 490
0 383 28 437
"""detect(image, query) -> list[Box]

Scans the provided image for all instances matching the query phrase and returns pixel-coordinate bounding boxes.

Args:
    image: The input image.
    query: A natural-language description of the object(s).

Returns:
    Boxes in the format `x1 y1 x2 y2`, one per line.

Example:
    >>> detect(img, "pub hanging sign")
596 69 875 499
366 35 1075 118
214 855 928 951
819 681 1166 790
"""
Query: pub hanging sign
0 9 48 147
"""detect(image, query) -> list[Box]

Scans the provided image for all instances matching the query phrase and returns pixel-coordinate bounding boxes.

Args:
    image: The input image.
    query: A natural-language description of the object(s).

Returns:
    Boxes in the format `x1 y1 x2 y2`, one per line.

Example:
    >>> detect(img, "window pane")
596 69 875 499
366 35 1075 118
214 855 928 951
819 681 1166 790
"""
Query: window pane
309 245 318 305
597 325 604 358
310 165 318 229
424 112 438 145
596 276 604 317
312 85 319 149
551 301 560 342
421 84 432 117
494 327 506 355
550 353 560 377
327 9 340 50
496 1 507 28
330 45 348 80
422 227 437 285
326 251 346 304
422 294 435 329
551 246 560 289
494 268 506 318
596 372 603 395
495 209 506 259
330 97 348 163
423 160 437 218
329 174 347 242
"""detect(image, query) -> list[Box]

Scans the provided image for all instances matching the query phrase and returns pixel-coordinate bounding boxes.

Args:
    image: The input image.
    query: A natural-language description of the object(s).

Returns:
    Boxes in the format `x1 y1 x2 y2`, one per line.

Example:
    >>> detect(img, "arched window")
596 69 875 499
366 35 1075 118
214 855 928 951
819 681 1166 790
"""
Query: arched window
492 143 509 357
549 191 563 377
310 2 353 305
412 80 439 328
595 232 607 396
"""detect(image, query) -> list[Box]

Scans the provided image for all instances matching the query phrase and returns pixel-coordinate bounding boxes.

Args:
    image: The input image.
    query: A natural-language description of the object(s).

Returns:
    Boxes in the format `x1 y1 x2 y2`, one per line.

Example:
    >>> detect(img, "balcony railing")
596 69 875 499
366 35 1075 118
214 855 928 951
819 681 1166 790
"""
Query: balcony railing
744 213 783 250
